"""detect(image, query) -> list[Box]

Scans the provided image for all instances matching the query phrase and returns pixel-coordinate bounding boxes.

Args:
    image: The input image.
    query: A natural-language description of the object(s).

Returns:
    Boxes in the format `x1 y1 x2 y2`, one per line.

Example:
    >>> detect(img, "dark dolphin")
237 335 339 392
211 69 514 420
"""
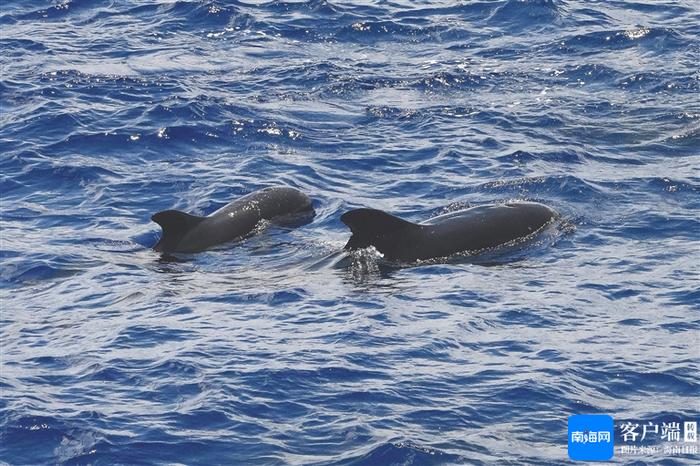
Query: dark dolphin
340 202 558 263
152 186 314 253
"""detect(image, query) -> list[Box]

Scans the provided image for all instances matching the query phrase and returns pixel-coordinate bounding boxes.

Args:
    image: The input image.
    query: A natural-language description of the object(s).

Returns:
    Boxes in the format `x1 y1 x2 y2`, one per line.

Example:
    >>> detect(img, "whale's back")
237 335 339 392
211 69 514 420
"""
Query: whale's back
341 202 558 262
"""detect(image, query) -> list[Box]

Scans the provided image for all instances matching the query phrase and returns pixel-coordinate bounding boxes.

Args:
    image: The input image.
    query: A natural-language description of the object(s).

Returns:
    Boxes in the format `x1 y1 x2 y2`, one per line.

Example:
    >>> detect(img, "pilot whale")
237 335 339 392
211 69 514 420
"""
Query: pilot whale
152 186 314 253
341 202 558 262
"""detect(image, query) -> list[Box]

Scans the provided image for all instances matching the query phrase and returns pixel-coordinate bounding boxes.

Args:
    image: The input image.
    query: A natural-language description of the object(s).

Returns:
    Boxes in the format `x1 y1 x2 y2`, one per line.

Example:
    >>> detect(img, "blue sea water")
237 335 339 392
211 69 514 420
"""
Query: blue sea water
1 0 699 464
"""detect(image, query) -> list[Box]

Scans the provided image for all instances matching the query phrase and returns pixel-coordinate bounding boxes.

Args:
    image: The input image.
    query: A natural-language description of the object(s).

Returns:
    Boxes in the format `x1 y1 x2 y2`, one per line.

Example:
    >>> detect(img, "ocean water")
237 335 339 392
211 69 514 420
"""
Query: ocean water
1 0 699 464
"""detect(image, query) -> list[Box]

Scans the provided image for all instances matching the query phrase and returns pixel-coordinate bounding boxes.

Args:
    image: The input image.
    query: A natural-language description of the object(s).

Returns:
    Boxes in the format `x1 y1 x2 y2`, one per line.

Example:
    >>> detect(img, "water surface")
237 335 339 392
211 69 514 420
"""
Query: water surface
1 0 699 464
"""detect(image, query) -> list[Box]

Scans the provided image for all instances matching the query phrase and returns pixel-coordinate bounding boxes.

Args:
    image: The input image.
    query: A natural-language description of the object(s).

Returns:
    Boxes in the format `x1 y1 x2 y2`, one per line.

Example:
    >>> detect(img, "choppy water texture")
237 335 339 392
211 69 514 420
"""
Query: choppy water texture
1 1 699 464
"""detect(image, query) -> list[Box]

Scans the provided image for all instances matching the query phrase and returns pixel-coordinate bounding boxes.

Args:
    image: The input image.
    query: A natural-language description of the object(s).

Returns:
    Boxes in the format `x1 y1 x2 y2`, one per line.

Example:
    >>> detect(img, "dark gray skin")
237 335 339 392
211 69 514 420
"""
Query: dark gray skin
152 186 314 253
341 202 558 262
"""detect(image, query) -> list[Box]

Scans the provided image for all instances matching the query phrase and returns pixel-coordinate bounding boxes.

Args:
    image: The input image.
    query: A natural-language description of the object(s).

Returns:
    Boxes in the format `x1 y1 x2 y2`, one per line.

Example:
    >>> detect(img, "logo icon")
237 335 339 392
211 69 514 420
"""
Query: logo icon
568 414 614 461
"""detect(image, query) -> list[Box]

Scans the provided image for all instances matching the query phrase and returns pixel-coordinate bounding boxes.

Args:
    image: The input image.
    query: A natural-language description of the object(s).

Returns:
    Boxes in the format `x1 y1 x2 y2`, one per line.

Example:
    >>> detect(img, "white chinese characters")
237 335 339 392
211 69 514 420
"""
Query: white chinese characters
619 420 697 444
684 422 697 443
571 431 611 443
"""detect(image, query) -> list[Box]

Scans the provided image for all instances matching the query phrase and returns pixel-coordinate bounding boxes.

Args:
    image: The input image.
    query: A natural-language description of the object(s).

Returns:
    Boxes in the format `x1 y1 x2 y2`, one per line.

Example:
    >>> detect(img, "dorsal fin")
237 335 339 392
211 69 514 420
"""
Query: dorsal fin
151 210 205 252
340 208 419 253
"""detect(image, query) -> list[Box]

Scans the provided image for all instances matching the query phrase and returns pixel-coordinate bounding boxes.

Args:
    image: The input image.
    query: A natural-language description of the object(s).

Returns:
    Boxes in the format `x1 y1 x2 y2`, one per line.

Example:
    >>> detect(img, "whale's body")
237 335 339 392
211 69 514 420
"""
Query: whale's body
152 186 314 253
341 202 558 262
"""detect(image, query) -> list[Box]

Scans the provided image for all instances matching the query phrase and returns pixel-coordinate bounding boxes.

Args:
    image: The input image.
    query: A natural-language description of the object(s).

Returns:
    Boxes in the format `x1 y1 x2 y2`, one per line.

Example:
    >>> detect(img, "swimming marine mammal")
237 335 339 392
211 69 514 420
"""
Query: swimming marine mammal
152 186 314 253
341 202 558 262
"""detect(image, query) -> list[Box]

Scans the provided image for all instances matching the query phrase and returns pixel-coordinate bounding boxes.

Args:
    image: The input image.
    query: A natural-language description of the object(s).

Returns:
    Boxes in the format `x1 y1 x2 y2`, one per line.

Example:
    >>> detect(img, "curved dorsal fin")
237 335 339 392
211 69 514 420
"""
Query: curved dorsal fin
340 208 418 252
151 210 204 252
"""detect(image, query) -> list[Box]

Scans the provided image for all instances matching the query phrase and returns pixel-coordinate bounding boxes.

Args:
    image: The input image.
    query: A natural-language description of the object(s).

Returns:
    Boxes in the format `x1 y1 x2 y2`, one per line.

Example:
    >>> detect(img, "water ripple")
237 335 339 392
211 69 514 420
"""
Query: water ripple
1 0 698 464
